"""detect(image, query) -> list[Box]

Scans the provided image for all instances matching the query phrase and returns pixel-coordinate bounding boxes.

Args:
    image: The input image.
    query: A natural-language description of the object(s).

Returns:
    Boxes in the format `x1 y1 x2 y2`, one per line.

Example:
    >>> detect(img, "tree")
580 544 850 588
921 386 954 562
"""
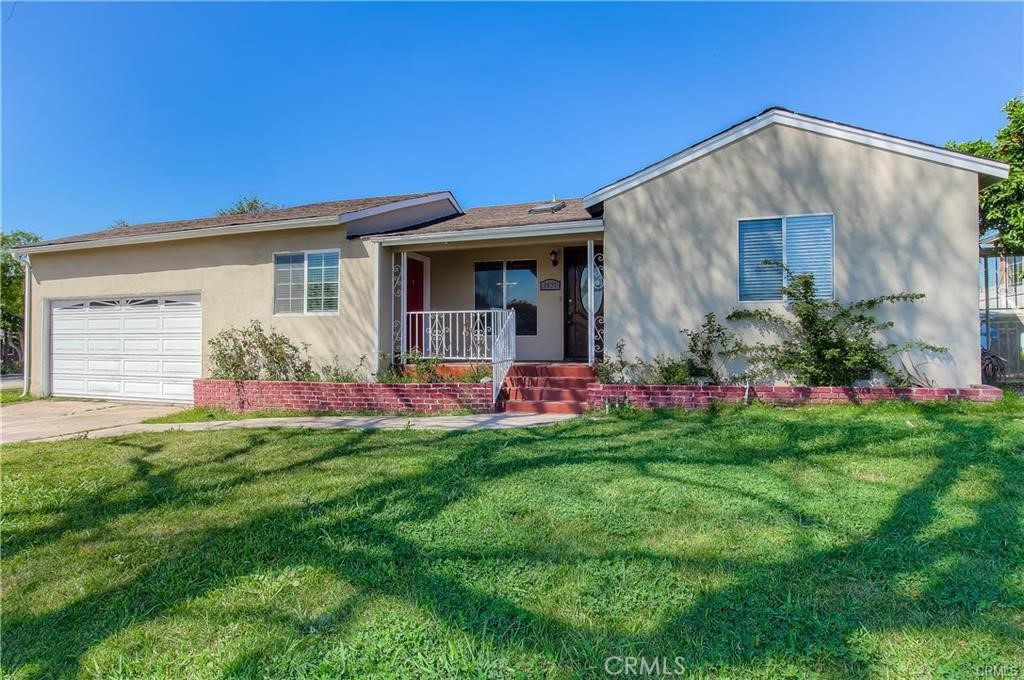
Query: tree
217 195 280 216
0 229 40 370
947 97 1024 253
109 219 129 229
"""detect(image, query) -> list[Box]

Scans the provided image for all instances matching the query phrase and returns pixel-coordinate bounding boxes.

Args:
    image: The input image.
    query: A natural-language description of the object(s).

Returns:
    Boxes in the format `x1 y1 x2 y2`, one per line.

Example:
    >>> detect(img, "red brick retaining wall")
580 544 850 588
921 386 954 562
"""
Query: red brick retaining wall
587 384 1003 409
194 379 494 413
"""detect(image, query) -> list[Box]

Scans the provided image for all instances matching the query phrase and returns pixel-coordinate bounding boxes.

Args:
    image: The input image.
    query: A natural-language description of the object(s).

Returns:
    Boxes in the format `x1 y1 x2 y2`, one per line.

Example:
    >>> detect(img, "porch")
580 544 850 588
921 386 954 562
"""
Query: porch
382 236 605 404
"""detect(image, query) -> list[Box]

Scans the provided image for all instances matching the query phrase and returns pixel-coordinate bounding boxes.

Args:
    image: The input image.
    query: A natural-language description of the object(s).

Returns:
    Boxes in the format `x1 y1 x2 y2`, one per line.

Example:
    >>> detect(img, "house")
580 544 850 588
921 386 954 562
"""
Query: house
980 232 1024 379
13 107 1009 407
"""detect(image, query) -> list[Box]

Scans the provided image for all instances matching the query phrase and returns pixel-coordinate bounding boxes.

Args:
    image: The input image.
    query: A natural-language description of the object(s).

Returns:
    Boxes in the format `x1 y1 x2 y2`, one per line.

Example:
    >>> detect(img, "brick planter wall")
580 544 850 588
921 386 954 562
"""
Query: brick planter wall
587 384 1003 410
194 379 494 414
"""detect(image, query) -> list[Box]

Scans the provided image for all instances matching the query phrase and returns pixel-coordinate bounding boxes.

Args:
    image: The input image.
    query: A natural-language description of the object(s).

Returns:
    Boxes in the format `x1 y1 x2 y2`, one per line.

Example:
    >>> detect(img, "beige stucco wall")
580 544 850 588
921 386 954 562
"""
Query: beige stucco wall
604 123 982 387
401 243 571 361
27 226 379 394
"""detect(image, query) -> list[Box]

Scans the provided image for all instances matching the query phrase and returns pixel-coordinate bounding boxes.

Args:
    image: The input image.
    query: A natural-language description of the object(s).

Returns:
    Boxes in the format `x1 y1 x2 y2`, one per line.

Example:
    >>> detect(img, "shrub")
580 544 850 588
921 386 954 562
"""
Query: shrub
680 313 733 384
726 267 946 386
377 353 491 384
209 321 313 381
595 341 693 385
209 322 370 382
319 355 370 383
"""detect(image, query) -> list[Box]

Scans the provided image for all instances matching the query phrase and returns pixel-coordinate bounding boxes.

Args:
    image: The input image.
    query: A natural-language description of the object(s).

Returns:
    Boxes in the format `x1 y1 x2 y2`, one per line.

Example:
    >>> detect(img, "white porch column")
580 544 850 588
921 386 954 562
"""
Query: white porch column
587 239 595 365
399 251 408 363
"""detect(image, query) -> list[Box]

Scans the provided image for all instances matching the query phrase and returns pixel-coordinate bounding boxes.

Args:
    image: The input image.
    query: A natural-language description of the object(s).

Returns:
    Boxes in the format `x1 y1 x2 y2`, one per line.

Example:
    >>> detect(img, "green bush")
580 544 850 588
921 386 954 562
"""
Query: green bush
680 312 733 384
727 267 946 386
378 352 492 384
208 321 314 381
209 322 369 383
318 355 370 383
595 341 694 385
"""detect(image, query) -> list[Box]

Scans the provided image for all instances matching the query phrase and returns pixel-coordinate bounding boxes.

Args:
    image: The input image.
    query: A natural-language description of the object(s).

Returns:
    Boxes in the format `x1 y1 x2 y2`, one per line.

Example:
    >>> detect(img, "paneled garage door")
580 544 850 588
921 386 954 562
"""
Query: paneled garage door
50 295 202 403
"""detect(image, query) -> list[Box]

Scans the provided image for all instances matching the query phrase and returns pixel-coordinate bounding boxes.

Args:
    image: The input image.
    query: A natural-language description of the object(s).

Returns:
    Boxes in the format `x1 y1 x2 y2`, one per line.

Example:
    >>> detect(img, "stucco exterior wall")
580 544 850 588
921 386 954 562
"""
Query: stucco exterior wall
603 123 982 387
26 226 378 394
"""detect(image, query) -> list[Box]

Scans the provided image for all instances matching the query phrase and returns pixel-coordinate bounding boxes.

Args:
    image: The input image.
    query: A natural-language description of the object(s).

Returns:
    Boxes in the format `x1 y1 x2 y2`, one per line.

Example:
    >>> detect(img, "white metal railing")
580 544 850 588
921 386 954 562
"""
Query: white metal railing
491 309 516 403
980 255 1024 310
403 309 516 402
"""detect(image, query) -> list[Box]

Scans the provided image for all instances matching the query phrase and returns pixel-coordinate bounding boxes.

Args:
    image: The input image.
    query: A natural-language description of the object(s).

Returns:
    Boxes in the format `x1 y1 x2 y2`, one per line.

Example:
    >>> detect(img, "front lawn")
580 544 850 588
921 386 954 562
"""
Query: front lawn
2 401 1022 678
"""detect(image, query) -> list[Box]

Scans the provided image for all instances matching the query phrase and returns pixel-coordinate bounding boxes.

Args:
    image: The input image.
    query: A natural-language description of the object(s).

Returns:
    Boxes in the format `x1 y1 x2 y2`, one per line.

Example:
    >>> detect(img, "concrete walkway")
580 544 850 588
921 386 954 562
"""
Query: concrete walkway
31 412 579 442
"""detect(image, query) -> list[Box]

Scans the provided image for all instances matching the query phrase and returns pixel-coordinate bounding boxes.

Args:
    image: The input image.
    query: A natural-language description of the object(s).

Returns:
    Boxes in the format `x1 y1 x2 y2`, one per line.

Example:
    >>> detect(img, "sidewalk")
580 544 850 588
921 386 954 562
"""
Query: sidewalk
32 412 580 441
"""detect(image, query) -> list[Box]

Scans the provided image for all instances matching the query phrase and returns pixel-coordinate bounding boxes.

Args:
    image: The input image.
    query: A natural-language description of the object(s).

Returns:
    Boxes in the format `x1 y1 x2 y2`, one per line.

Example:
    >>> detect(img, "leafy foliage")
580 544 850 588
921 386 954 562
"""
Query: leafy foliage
0 229 40 369
378 352 491 384
680 312 734 384
208 321 315 381
595 341 694 385
109 219 129 229
727 268 945 386
216 195 281 216
597 317 735 385
318 354 371 383
209 322 379 382
947 97 1024 253
981 347 1007 386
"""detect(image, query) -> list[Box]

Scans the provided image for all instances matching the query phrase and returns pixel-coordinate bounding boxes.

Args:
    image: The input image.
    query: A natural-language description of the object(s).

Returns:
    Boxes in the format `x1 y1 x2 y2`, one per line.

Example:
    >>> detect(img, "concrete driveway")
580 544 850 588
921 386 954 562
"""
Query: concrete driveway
1 400 183 444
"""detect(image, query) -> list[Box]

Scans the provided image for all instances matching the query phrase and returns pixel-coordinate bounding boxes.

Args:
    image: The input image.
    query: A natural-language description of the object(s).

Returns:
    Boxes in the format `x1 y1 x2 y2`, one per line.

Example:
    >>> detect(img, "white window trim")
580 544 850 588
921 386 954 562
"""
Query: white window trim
472 258 539 336
736 212 835 303
272 248 341 316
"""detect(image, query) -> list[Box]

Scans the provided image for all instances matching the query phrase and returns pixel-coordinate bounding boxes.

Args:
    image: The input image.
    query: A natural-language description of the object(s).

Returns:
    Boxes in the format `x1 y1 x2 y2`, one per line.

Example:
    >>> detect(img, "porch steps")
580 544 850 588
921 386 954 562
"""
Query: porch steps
501 363 595 415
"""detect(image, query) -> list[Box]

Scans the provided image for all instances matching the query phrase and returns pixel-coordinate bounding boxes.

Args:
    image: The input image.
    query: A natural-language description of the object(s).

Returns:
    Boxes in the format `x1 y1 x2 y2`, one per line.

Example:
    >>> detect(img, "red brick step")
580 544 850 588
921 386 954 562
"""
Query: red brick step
501 362 595 414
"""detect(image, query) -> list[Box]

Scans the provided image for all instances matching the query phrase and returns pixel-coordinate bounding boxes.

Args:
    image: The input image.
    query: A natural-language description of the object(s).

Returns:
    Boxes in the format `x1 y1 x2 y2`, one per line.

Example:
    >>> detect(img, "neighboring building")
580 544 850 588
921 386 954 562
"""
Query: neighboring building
13 108 1009 403
980 232 1024 379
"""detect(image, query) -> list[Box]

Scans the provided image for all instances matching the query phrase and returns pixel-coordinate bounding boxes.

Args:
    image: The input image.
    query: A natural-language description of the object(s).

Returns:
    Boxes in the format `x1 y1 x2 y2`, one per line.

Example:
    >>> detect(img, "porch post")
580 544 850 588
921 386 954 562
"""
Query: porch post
587 239 595 365
399 252 408 363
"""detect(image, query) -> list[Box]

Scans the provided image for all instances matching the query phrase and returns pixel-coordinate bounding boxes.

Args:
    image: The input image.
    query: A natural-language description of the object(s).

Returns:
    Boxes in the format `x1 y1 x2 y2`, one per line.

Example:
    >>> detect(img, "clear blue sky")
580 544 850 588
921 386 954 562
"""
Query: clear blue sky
2 2 1021 240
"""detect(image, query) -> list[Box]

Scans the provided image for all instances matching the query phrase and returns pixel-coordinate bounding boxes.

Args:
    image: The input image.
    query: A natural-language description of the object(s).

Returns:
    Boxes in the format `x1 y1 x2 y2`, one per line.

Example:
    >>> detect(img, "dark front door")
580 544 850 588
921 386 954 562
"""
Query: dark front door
564 245 603 360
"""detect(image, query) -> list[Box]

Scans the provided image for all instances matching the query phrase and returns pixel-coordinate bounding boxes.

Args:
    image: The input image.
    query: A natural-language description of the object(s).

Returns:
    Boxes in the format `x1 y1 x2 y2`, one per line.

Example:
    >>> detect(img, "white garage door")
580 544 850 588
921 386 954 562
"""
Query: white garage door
50 295 202 403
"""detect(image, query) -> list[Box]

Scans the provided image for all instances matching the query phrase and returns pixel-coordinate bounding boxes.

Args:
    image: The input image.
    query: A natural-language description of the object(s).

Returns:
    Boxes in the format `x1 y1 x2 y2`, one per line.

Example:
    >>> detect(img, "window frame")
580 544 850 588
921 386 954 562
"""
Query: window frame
472 258 539 336
272 248 341 316
736 212 835 303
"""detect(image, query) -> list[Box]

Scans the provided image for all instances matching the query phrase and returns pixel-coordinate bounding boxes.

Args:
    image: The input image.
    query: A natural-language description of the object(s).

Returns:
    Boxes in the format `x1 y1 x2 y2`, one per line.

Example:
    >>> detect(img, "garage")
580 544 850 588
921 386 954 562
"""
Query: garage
49 295 202 403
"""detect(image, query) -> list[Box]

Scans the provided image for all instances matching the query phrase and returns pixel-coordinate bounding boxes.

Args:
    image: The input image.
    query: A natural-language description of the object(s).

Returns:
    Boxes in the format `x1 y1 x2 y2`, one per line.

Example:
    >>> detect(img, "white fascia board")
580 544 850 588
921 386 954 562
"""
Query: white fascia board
13 215 342 255
342 191 462 223
368 219 604 246
583 110 1010 208
12 192 464 256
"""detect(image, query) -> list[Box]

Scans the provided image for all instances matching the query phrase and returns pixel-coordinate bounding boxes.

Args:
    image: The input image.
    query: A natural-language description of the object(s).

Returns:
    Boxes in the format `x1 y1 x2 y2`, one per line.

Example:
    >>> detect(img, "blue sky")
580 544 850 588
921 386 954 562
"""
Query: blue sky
2 2 1021 240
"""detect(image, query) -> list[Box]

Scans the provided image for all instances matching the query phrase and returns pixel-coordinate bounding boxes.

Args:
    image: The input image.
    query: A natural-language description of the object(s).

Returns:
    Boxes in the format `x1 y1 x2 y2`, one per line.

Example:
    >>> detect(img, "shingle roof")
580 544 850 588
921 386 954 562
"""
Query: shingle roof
379 198 595 237
29 193 436 248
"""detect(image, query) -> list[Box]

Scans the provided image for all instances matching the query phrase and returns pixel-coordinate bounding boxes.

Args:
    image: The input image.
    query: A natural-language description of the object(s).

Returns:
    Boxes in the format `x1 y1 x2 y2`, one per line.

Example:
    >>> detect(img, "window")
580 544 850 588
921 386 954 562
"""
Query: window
274 250 340 314
474 260 538 335
738 214 833 301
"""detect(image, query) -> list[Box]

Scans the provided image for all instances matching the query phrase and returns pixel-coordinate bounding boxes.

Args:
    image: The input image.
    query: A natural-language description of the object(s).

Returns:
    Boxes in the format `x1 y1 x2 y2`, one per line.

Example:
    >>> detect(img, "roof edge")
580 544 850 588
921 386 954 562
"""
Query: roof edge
14 192 458 255
13 214 343 255
583 108 1011 209
368 218 604 246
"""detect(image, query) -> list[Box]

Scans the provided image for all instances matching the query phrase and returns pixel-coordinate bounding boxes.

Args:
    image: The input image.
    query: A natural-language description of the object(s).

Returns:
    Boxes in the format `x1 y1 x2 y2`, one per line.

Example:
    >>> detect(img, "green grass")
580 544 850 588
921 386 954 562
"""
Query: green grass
144 405 477 424
0 388 34 405
3 400 1022 678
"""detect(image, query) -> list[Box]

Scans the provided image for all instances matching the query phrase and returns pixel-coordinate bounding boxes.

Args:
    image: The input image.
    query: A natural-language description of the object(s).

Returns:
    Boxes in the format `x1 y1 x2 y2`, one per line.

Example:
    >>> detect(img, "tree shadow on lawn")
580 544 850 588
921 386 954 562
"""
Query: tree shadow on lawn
3 405 1022 677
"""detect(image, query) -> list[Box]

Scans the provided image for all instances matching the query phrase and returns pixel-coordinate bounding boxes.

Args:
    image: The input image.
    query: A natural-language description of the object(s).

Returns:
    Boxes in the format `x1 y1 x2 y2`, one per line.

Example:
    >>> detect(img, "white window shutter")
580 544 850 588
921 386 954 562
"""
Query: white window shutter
784 215 834 299
739 218 784 301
